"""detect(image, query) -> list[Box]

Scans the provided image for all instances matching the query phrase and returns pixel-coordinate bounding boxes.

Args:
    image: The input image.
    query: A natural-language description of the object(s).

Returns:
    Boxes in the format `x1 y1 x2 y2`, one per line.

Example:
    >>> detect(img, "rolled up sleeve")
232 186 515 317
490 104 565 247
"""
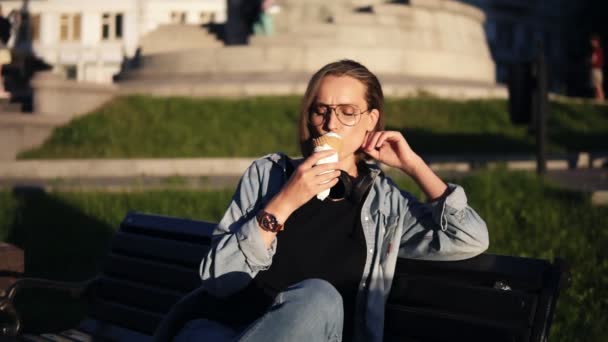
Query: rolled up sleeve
199 161 277 297
234 217 277 268
399 183 489 261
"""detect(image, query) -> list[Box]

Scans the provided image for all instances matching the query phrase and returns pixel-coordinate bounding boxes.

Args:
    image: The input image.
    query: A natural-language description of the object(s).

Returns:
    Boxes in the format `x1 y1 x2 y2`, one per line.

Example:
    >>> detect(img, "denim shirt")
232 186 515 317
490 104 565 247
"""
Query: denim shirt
199 153 489 342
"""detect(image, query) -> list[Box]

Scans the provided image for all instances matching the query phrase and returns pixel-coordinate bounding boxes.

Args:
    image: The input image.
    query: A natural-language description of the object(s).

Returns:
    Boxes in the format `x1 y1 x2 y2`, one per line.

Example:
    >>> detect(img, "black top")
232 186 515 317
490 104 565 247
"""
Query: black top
232 194 368 341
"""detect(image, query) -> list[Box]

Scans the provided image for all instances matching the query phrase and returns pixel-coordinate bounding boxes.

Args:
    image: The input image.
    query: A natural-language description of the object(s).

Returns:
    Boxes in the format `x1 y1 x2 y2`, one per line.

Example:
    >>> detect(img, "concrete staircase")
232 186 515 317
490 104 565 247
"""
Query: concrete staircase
139 24 223 55
0 108 75 159
0 97 22 114
117 0 503 98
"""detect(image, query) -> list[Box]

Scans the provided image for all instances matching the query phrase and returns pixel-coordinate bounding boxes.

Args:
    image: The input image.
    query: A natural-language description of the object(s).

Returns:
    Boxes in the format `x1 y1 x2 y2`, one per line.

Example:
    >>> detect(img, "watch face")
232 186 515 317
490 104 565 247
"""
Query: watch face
260 213 277 228
258 211 282 232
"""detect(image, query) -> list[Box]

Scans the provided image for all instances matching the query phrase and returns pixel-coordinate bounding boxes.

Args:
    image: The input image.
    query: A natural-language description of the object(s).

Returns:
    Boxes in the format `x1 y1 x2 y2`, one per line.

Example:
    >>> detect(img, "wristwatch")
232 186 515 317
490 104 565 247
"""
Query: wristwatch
256 210 284 233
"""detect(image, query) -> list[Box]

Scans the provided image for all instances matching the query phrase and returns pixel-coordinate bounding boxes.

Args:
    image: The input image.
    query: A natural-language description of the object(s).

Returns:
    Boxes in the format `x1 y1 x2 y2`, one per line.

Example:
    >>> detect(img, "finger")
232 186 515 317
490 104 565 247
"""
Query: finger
361 131 372 150
361 131 373 149
368 131 380 150
376 131 402 148
310 162 340 174
362 132 384 159
366 131 382 152
315 169 341 184
377 131 407 151
317 176 340 190
374 131 393 149
301 150 338 168
363 145 380 160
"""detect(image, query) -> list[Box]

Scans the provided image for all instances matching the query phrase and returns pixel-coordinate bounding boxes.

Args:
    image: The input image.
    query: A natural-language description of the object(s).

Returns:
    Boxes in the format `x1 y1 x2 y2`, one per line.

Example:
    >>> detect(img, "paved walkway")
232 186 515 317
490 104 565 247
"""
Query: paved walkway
545 168 608 191
0 112 75 160
1 153 605 179
546 169 608 206
0 156 606 205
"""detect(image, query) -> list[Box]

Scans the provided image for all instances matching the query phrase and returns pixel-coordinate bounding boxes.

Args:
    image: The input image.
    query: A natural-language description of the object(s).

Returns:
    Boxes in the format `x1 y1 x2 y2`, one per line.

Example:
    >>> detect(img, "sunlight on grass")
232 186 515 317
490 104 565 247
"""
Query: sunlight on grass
0 169 606 340
17 96 608 159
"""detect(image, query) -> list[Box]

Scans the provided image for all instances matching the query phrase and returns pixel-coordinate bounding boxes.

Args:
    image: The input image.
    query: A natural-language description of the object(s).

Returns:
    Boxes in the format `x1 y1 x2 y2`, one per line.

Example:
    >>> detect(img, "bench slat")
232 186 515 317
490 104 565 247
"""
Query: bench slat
111 231 209 267
394 254 549 291
103 254 201 292
388 275 537 324
89 298 163 336
385 304 529 342
96 276 185 315
78 318 151 342
121 212 215 240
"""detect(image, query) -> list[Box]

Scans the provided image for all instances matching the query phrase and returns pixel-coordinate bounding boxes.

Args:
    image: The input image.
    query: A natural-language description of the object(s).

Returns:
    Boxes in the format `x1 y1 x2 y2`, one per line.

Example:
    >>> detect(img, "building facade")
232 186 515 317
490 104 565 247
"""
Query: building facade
0 0 226 83
459 0 568 91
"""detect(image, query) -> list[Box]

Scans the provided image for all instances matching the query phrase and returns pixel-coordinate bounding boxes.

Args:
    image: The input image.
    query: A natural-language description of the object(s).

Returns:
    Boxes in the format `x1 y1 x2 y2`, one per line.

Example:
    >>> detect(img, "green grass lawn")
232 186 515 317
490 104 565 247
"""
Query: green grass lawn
18 96 608 159
1 169 606 341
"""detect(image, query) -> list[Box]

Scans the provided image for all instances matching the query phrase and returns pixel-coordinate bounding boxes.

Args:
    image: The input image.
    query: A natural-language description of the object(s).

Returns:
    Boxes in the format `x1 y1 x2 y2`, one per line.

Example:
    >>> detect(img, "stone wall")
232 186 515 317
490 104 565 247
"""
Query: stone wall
0 113 72 160
31 72 118 117
130 0 496 84
0 72 119 159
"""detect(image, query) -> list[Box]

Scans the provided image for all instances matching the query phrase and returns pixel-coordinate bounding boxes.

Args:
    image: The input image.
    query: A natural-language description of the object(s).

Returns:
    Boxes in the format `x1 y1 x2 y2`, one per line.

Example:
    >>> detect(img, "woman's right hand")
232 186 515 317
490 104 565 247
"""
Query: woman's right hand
263 150 341 225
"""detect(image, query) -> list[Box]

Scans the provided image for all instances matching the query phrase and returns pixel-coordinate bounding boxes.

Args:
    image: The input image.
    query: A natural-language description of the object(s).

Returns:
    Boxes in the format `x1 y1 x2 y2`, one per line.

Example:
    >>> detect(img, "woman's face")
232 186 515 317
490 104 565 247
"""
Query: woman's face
312 75 379 166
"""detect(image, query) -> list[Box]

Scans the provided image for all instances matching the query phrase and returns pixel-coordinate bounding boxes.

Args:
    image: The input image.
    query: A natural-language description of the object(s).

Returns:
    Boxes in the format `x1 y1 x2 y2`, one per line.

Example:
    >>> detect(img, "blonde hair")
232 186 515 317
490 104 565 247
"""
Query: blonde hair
298 60 385 159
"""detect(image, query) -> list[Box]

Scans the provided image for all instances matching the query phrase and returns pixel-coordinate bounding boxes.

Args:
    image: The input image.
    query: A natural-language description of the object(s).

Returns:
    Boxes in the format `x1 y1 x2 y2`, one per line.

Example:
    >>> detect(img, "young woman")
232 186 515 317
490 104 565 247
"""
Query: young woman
175 60 489 342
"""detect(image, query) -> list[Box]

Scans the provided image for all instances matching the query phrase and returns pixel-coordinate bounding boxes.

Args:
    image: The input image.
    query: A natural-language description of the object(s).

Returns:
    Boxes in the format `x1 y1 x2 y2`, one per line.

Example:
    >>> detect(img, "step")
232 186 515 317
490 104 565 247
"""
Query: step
139 24 223 55
128 43 495 83
0 99 22 113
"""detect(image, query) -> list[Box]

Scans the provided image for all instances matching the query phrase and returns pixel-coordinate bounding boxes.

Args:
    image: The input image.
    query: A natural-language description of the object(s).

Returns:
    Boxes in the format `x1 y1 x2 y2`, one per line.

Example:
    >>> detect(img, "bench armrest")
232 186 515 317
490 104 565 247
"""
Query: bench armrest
0 277 97 337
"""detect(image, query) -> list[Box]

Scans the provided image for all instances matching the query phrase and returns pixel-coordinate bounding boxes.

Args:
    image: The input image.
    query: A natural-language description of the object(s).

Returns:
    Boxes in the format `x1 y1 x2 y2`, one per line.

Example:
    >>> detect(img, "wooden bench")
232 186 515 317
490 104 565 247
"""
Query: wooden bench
0 211 569 341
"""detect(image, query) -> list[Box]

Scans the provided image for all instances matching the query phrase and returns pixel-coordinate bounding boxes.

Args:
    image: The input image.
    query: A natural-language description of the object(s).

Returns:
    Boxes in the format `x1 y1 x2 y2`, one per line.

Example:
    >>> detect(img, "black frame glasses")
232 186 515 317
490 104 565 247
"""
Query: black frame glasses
308 103 371 127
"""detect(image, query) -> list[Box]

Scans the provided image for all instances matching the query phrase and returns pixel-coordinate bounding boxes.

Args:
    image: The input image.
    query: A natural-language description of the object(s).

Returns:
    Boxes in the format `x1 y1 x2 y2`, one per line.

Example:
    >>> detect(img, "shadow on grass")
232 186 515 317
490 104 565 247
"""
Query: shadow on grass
5 187 116 334
394 127 608 155
549 131 608 152
389 127 535 155
548 102 608 152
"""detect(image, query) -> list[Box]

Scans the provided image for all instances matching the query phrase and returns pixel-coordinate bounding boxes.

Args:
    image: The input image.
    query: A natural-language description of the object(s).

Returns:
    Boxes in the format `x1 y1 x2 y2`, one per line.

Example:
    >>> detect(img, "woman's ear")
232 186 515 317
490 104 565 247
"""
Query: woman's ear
367 109 380 131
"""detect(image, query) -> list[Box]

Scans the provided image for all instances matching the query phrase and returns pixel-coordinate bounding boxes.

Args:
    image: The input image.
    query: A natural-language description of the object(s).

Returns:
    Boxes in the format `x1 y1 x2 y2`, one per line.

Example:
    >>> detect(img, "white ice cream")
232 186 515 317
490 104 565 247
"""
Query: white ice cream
313 132 341 200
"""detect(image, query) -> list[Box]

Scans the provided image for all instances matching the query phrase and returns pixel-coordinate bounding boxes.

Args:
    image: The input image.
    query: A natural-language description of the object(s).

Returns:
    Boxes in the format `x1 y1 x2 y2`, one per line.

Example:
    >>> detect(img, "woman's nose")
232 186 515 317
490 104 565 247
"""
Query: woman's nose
324 109 340 131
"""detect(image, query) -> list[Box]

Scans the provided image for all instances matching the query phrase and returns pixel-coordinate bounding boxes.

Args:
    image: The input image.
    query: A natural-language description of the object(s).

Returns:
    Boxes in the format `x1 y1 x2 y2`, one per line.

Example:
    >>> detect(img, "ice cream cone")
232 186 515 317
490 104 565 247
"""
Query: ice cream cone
312 133 342 200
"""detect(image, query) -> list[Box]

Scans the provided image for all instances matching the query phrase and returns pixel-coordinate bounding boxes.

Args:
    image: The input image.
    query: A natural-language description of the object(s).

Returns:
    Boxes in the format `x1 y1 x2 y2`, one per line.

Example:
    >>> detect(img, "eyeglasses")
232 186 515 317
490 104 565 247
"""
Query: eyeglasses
308 103 371 127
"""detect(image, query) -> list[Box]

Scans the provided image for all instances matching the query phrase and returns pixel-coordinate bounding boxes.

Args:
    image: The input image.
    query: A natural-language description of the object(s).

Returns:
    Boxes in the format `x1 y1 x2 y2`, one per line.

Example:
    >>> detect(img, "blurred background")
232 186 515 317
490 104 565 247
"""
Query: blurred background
0 0 607 341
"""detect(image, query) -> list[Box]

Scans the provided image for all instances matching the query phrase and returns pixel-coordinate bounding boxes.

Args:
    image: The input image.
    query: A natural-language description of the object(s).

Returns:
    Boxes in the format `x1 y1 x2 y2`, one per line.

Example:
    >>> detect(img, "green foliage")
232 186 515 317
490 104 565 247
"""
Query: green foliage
19 96 302 159
0 171 606 340
458 169 608 341
18 96 608 159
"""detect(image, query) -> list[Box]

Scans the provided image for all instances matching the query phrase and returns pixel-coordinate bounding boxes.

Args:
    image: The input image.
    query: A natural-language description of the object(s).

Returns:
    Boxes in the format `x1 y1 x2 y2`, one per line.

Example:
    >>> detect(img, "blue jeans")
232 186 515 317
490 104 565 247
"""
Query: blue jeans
174 278 344 342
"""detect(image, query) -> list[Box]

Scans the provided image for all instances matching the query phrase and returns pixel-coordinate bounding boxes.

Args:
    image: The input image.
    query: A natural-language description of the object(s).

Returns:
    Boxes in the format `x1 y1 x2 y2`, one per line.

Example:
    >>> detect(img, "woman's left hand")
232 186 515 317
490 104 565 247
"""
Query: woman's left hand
361 131 421 175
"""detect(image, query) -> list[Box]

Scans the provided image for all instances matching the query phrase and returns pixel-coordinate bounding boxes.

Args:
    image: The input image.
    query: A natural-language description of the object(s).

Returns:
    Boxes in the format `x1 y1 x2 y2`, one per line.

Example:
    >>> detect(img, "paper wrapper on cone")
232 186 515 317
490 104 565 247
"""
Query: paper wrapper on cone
312 133 342 200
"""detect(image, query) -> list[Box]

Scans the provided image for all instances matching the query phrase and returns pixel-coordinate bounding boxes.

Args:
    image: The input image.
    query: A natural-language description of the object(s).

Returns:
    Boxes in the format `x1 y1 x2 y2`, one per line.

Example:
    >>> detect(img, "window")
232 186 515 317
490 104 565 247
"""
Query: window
102 13 124 40
64 65 78 80
74 14 81 40
59 13 81 41
30 14 41 41
199 12 215 24
171 11 187 24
